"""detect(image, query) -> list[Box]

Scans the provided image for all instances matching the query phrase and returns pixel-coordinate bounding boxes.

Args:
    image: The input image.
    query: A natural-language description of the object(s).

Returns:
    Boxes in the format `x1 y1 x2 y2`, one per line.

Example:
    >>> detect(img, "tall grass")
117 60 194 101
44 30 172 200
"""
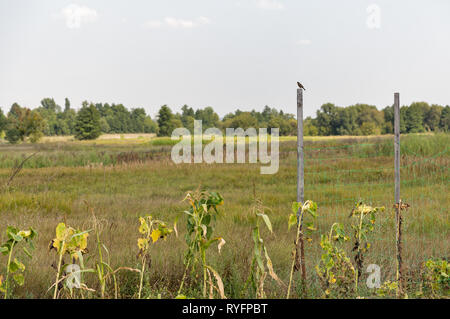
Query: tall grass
0 133 448 298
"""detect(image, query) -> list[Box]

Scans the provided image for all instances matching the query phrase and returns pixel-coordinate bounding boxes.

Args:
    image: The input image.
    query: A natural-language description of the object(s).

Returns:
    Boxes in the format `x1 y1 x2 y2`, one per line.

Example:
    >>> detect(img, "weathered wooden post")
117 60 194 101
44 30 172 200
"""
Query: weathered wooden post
296 87 307 296
394 93 400 212
297 89 304 207
394 92 404 297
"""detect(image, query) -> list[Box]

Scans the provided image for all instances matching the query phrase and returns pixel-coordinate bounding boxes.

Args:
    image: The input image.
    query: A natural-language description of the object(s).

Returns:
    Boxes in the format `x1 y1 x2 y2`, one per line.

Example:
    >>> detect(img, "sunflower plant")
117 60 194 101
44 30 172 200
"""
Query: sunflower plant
137 215 172 299
0 226 37 299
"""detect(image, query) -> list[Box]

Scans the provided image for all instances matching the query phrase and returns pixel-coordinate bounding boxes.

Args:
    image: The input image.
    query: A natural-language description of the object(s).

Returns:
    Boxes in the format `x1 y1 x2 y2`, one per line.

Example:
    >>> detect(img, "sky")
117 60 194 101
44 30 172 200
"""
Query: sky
1 0 449 118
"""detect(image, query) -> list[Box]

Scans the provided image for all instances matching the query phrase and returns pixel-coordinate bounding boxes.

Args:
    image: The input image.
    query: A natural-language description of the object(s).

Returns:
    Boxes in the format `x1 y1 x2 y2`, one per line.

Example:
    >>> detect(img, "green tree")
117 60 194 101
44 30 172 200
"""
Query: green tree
360 122 380 135
316 103 339 135
99 117 111 133
406 102 428 133
74 103 101 140
36 98 62 136
181 105 195 120
304 117 318 136
0 108 6 133
195 106 219 129
130 108 147 133
157 105 176 136
5 104 45 143
227 112 258 130
424 105 443 131
382 106 394 134
107 104 132 133
64 98 71 112
268 116 291 135
440 106 450 131
26 111 46 143
143 116 158 134
399 106 408 134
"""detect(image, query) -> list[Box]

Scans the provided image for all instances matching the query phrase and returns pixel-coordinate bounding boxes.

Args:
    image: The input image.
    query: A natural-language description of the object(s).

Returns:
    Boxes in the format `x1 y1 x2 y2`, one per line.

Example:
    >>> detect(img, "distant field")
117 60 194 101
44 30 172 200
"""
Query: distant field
0 133 448 298
39 133 157 143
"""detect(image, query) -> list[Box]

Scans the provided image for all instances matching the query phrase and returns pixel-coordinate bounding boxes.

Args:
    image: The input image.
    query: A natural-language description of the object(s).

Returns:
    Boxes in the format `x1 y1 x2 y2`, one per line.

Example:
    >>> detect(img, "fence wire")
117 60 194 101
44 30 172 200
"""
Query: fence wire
299 139 449 289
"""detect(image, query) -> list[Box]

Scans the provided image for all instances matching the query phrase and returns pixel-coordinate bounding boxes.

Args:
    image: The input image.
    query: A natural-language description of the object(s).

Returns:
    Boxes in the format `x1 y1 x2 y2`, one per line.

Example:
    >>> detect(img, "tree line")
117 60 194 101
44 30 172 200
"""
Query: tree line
0 98 449 143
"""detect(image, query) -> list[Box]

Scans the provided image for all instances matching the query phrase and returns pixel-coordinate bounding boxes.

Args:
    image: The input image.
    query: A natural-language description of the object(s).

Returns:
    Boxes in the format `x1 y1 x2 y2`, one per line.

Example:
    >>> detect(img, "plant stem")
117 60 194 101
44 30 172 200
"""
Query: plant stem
298 220 307 298
4 240 15 299
287 210 304 299
177 239 195 296
202 250 207 298
355 212 364 293
53 240 65 299
138 256 146 299
396 200 403 298
96 229 105 298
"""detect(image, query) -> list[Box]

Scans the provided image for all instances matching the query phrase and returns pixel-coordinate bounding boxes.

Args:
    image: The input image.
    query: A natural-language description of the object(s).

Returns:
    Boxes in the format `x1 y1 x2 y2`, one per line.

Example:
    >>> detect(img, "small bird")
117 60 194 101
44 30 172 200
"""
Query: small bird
297 82 306 90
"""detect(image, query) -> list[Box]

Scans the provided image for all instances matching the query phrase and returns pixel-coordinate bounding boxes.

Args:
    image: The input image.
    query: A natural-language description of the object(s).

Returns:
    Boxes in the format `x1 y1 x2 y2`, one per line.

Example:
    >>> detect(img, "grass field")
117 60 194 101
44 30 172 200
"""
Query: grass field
0 133 448 298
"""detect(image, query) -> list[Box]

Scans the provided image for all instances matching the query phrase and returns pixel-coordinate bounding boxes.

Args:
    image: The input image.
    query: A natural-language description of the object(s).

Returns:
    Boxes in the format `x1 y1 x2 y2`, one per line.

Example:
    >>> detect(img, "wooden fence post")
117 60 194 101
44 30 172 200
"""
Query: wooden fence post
296 88 307 297
394 92 404 297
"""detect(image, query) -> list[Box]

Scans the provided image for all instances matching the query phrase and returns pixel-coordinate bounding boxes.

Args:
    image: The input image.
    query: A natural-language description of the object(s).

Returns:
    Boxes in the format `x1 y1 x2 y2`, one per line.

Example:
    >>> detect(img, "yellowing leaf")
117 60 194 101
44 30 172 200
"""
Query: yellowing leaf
151 229 161 243
257 213 272 233
264 247 284 287
291 202 301 215
13 273 24 286
55 223 67 241
201 225 208 238
137 238 149 251
206 266 226 299
18 230 31 238
173 219 179 238
217 238 226 254
288 213 297 230
139 217 149 234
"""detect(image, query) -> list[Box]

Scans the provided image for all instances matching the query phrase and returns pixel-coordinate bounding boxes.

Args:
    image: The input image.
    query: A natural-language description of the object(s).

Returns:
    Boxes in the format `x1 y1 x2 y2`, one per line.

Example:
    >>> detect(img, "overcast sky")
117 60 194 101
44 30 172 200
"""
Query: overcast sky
1 0 449 118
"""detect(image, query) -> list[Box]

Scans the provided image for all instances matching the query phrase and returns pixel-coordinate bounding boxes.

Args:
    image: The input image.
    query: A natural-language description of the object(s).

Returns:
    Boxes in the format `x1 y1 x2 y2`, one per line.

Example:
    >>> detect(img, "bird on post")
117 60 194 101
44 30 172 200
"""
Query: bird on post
297 82 306 90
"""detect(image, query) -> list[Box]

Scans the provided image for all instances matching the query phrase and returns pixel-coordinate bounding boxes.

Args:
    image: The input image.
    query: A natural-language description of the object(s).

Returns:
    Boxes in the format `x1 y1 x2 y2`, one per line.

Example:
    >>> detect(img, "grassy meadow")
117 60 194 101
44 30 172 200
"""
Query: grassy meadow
0 133 448 298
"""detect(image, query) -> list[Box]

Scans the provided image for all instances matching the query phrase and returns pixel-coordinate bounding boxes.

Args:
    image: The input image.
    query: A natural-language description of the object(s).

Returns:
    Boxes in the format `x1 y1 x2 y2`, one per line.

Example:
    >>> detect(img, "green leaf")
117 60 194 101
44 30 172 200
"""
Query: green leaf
203 237 220 250
256 213 272 233
22 247 33 259
9 258 25 273
291 202 301 215
203 214 211 226
7 231 23 243
29 228 37 240
252 227 259 244
307 208 318 218
254 247 265 272
6 226 18 237
70 229 91 240
0 246 9 255
13 273 24 286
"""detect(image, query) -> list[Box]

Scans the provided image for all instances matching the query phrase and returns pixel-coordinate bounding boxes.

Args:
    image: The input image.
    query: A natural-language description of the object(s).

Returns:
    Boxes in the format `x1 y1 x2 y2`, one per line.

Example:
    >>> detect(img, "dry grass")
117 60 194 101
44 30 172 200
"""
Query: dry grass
40 133 156 143
0 134 448 298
